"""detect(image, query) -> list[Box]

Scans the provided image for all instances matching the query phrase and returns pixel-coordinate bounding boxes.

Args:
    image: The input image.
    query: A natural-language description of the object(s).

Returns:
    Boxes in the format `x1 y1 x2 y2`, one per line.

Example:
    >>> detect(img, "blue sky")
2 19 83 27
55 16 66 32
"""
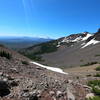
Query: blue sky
0 0 100 38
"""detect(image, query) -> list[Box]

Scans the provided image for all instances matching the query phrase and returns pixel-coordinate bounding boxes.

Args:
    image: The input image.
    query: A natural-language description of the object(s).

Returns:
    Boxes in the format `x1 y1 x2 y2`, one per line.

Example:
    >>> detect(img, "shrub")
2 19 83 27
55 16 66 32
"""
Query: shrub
76 76 79 79
24 54 43 61
80 59 84 62
0 51 12 59
92 87 100 95
94 73 100 77
95 66 100 71
88 80 100 95
86 74 92 77
95 54 100 57
81 62 98 66
88 80 100 87
21 61 29 65
87 96 100 100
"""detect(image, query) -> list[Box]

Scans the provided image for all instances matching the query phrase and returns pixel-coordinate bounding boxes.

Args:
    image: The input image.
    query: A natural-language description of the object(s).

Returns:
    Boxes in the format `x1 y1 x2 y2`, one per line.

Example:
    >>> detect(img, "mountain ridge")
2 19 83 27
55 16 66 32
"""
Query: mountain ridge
20 29 100 68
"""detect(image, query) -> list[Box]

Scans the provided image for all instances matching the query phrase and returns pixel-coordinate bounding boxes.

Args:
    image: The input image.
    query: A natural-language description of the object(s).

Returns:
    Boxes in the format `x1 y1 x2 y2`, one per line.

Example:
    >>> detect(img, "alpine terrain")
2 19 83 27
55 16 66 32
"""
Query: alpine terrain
20 29 100 68
0 29 100 100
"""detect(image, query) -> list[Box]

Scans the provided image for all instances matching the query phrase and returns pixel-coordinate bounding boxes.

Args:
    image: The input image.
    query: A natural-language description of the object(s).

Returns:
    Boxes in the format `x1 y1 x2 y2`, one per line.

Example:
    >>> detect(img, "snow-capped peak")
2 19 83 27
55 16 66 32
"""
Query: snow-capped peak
61 33 93 43
57 33 93 48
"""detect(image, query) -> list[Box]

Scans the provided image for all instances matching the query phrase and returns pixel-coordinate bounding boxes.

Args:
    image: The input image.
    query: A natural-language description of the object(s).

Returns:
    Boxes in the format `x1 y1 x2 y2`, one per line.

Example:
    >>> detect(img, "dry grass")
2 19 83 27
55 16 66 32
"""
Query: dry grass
64 64 100 76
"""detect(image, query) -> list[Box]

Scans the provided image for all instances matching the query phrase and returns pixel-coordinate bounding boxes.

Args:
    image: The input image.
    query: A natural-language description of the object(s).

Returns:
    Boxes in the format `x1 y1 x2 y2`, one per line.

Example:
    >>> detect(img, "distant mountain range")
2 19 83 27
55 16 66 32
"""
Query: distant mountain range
0 37 52 50
20 29 100 68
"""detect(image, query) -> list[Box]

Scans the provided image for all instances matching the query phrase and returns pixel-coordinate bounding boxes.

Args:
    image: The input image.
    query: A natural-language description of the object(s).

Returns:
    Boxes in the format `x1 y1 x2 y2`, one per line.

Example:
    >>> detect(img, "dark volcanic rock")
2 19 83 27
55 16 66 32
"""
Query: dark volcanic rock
86 35 94 42
94 30 100 41
29 94 38 100
0 80 10 97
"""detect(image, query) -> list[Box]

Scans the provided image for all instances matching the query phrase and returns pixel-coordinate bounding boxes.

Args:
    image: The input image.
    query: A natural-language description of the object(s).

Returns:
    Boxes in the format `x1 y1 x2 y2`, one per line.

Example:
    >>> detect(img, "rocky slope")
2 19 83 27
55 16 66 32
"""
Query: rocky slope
0 44 94 100
20 29 100 68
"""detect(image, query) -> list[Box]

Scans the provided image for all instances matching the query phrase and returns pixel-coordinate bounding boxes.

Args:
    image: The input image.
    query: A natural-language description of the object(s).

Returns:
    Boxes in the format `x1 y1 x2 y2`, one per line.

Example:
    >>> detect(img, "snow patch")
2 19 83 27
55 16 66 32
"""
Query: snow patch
30 61 68 75
56 44 60 47
72 36 82 42
81 38 100 48
61 36 82 43
82 34 93 41
62 37 70 43
81 42 85 46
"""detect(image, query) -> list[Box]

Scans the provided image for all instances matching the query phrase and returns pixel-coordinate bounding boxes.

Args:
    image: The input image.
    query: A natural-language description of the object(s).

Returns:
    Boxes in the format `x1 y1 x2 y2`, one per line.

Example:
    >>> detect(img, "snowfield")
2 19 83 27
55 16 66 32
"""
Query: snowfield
81 38 100 48
82 33 93 41
30 61 68 74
